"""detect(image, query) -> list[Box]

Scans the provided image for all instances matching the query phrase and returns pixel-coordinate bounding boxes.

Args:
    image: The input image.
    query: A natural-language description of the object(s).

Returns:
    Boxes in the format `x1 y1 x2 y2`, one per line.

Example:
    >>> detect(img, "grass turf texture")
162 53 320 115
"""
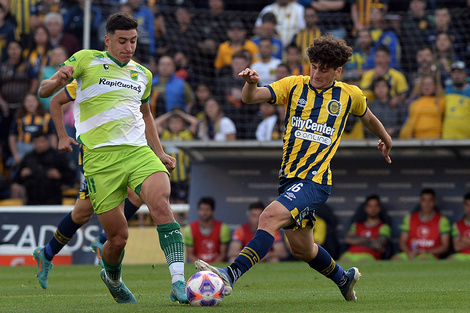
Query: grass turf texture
0 261 468 312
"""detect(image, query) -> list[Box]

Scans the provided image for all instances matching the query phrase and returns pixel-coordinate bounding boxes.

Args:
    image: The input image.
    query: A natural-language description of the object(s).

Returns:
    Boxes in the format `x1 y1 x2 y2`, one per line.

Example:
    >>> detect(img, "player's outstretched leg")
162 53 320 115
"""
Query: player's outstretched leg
100 269 136 303
339 267 361 301
194 259 234 295
32 247 54 289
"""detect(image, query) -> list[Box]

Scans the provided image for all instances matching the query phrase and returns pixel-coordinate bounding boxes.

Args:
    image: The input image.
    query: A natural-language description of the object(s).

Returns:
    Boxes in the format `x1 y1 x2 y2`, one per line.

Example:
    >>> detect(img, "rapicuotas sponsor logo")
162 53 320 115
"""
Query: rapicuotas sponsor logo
98 78 142 93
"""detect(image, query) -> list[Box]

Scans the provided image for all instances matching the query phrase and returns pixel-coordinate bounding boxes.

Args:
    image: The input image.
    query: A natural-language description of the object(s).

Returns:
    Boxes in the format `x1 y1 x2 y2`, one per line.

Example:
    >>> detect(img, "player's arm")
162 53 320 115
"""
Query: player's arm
49 88 78 153
453 234 470 252
344 230 371 247
421 233 450 256
359 108 392 163
239 68 273 104
141 101 176 172
398 231 413 257
38 65 74 98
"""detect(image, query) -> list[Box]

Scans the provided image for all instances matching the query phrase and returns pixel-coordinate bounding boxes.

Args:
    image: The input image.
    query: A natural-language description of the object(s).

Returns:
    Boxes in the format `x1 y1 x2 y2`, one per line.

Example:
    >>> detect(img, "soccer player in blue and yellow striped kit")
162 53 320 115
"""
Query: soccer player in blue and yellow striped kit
196 35 393 301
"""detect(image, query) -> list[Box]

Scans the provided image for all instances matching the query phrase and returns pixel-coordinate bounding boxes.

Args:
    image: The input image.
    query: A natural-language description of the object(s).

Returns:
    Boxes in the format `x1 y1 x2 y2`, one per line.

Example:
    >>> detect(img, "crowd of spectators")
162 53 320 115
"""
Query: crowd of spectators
0 0 470 202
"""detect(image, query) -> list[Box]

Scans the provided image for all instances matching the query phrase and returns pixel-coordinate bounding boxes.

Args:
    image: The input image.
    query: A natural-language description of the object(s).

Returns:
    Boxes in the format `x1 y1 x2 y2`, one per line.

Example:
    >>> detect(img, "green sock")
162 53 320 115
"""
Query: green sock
102 250 125 284
157 222 185 266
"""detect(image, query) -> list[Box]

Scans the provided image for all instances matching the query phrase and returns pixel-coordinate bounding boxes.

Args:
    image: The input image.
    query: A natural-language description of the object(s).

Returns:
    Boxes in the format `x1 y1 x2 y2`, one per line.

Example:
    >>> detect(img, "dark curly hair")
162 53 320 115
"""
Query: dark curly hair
306 35 353 69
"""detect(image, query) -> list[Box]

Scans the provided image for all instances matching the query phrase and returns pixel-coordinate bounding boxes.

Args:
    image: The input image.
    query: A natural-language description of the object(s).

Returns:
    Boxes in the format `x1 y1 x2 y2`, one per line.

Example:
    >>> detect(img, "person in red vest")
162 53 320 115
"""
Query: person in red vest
228 202 287 263
339 194 392 262
184 197 231 263
392 188 451 261
447 192 470 260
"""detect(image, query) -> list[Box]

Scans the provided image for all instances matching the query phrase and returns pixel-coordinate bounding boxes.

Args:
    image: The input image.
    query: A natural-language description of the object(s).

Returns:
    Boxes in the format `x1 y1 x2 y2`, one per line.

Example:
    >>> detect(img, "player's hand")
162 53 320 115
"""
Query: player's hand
238 68 260 85
58 136 78 153
56 65 74 85
159 153 176 173
377 139 392 164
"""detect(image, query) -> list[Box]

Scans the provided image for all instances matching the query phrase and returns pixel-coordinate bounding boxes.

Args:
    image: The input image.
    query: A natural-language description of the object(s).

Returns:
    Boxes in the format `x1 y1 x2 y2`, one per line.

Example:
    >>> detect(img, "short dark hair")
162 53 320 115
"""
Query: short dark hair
198 197 215 211
306 35 352 69
375 44 390 56
106 12 138 35
372 76 391 90
232 50 250 61
365 194 381 204
464 192 470 202
249 201 265 211
261 12 277 24
421 188 436 198
258 37 272 45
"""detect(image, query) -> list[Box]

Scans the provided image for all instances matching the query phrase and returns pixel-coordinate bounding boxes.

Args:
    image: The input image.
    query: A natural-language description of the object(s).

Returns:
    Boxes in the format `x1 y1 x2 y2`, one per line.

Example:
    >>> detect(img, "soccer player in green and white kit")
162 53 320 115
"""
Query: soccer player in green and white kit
37 12 188 304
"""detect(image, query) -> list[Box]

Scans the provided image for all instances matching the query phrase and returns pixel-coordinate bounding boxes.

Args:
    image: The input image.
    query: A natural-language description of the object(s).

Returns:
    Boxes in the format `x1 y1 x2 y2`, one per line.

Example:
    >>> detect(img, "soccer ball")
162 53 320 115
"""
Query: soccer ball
186 271 225 306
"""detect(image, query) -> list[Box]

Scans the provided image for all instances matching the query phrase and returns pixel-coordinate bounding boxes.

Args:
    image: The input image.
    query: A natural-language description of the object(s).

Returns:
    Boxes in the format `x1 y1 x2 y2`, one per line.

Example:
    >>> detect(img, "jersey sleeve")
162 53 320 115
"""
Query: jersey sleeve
64 80 78 101
439 216 451 235
400 214 411 233
451 223 459 238
183 225 194 246
220 223 231 244
267 76 299 106
61 50 88 80
378 223 392 239
349 85 368 117
142 68 152 104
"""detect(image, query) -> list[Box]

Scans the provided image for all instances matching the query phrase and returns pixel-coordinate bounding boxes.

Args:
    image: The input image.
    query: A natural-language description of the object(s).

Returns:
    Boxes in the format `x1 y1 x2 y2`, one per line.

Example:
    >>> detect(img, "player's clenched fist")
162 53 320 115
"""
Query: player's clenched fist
238 68 259 85
56 65 74 85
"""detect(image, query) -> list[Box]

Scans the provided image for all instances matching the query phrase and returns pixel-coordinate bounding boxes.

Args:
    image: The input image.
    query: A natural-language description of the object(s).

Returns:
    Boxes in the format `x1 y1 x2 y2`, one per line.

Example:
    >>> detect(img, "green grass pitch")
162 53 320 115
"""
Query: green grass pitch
0 260 468 312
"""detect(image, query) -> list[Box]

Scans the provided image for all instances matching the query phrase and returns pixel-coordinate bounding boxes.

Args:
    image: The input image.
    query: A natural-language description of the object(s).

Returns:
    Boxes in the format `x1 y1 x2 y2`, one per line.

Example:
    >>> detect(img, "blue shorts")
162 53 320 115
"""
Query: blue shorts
276 178 331 230
76 144 89 199
77 178 89 199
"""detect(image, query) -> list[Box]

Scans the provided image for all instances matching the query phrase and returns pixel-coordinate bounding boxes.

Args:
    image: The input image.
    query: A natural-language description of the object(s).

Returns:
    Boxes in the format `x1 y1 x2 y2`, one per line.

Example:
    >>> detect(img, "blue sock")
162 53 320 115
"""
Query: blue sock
44 212 82 261
307 245 344 285
228 229 274 282
99 232 107 244
123 198 139 220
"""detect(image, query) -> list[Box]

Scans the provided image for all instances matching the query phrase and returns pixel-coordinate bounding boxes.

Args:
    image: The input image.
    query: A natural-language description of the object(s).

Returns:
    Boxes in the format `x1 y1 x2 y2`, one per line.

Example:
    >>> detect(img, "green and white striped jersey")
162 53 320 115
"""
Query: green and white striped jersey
62 50 152 149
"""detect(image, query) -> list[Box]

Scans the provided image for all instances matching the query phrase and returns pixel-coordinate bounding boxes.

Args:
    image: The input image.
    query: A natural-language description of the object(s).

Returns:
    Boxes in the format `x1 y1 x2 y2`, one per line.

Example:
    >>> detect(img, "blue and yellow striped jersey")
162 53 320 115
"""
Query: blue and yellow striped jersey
267 75 368 185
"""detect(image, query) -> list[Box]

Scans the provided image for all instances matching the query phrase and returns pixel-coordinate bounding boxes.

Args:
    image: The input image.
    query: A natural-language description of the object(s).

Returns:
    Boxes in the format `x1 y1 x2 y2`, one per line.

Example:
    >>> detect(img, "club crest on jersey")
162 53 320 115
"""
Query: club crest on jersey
103 64 109 72
130 70 138 81
327 100 341 116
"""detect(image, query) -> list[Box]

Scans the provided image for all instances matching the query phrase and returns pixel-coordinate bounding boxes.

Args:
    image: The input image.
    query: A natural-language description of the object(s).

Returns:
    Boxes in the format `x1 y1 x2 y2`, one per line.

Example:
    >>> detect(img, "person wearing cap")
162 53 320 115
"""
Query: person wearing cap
214 20 259 73
442 61 470 139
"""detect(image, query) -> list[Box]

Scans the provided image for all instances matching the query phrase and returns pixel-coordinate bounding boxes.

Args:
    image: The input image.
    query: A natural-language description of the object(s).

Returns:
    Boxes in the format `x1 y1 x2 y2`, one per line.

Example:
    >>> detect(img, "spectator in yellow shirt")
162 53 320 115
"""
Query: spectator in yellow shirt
399 74 445 139
214 20 259 75
360 45 408 107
